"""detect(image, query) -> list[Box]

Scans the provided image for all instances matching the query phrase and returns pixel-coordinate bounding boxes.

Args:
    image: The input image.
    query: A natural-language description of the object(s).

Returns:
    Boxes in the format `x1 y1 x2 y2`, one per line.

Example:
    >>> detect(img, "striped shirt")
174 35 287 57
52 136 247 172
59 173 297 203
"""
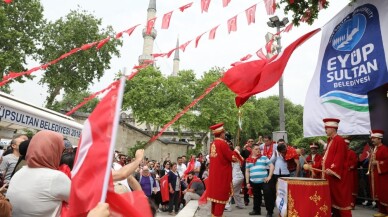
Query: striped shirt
246 156 271 184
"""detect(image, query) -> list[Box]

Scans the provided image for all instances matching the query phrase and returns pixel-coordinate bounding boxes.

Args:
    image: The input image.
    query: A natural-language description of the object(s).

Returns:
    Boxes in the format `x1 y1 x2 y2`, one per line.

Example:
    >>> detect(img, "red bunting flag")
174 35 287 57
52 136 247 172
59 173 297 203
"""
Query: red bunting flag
209 26 219 40
179 40 192 52
152 53 167 58
195 32 206 48
284 23 293 33
222 0 231 7
96 37 110 49
264 0 276 15
245 4 257 25
146 17 157 35
256 48 268 60
240 54 252 62
265 39 275 54
167 48 177 58
231 62 243 67
161 11 173 29
123 24 140 37
222 29 320 107
201 0 211 13
227 16 237 34
179 2 193 12
3 0 12 4
81 42 98 50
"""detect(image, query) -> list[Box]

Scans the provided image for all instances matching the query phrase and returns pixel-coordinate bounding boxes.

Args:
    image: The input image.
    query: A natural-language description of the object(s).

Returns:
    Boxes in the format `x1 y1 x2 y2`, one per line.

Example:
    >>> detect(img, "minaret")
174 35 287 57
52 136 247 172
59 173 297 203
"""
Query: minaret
139 0 157 64
172 38 180 76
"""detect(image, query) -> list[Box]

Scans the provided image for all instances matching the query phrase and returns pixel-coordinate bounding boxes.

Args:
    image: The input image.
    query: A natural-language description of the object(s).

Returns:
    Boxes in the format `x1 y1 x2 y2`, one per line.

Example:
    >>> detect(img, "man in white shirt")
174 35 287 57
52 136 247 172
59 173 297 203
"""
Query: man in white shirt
0 134 28 183
176 156 187 176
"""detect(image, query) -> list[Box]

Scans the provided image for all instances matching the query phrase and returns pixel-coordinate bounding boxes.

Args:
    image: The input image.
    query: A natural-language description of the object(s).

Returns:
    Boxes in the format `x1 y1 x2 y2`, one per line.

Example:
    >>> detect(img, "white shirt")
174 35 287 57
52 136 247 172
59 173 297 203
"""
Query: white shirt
7 167 71 217
112 162 131 191
177 163 187 176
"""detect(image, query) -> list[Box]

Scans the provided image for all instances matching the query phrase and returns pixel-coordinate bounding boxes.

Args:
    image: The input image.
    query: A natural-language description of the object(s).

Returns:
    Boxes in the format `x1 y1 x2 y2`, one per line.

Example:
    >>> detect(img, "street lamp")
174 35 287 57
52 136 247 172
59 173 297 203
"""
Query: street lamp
267 15 289 132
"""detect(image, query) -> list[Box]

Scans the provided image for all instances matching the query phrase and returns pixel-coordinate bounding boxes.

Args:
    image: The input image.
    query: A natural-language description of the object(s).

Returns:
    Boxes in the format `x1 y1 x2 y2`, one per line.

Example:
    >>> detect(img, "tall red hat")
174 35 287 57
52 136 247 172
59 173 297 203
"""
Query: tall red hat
323 118 340 129
309 143 319 149
209 123 225 135
370 130 384 139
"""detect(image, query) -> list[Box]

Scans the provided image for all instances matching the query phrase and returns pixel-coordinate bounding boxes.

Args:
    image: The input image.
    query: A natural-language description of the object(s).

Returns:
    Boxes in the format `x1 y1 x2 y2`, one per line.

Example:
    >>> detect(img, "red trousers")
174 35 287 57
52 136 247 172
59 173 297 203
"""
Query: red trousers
211 202 226 217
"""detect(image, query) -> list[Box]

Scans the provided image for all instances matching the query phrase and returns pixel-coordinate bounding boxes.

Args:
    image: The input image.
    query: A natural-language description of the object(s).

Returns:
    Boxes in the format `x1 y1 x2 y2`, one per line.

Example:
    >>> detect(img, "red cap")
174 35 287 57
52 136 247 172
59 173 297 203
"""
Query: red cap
323 118 340 129
370 130 384 139
209 123 225 135
309 143 319 149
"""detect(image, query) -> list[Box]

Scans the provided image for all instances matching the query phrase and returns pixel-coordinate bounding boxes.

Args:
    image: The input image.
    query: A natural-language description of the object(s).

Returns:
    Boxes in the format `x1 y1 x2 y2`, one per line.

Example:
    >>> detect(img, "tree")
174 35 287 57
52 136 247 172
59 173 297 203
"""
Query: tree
278 0 355 26
0 0 45 92
39 9 122 108
51 90 100 113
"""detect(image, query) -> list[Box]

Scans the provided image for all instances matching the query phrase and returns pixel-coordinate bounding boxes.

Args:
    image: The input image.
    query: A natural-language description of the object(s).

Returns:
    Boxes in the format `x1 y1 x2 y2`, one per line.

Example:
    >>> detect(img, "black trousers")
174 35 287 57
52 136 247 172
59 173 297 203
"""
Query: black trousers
168 191 180 213
251 181 274 214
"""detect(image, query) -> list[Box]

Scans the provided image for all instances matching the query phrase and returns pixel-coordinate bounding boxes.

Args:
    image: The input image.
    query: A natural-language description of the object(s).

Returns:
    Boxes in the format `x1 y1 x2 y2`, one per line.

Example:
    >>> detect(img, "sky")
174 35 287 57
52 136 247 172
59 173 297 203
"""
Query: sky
10 0 351 107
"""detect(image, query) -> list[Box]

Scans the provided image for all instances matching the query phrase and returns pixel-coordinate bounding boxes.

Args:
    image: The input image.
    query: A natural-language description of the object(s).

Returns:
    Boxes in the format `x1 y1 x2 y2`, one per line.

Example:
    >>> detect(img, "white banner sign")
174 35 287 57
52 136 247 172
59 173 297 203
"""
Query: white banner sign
0 105 81 138
276 178 288 217
304 0 388 137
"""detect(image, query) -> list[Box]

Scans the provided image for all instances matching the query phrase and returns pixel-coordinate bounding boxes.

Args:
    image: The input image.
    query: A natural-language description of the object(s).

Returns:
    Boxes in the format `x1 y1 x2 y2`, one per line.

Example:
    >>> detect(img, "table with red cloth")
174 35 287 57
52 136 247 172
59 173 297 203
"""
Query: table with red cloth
277 177 331 217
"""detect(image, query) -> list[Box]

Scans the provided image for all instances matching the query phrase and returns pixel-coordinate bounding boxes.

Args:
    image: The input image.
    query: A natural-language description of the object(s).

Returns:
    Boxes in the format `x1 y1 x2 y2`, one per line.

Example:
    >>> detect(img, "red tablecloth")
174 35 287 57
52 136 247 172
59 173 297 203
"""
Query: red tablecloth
280 177 331 217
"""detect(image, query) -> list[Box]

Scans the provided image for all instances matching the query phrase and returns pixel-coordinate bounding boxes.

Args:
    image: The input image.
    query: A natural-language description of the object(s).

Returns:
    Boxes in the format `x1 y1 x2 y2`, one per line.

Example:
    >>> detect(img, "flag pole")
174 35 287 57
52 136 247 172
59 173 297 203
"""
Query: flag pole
100 70 127 202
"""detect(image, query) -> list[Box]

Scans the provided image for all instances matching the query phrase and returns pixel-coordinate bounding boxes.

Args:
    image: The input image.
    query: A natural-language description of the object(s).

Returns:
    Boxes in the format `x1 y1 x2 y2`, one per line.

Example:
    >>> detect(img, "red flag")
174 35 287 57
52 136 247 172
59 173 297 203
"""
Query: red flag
201 0 211 13
81 42 98 50
167 48 177 58
184 157 195 177
222 0 231 7
245 4 257 25
231 61 243 67
256 48 268 60
152 53 167 58
198 178 209 205
359 143 371 162
227 16 237 34
179 40 192 52
68 78 152 217
264 0 276 15
222 29 320 107
146 17 157 35
284 23 293 33
179 2 193 12
266 39 275 53
123 24 140 37
160 175 170 202
4 0 12 4
240 54 252 62
209 25 219 40
195 32 206 48
161 11 173 29
96 37 110 49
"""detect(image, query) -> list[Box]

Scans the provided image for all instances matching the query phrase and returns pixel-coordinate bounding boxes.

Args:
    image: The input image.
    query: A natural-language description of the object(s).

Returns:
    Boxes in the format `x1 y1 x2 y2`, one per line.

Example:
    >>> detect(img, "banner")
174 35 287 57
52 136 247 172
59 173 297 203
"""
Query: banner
304 0 388 137
276 178 288 217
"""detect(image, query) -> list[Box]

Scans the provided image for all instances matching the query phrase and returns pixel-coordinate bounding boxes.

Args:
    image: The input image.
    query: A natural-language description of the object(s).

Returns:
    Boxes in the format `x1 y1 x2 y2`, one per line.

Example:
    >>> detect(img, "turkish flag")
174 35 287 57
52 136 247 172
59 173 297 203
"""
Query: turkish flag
227 16 237 34
96 37 110 49
160 175 170 202
201 0 211 13
209 26 219 40
161 11 173 29
179 2 193 12
284 23 294 33
222 29 320 107
68 78 152 217
256 48 268 60
123 24 140 37
195 32 206 48
245 4 257 25
167 48 177 58
222 0 231 7
4 0 12 4
266 39 275 53
264 0 276 15
198 178 209 205
146 17 157 35
179 40 192 52
183 157 195 178
81 42 98 50
240 54 252 62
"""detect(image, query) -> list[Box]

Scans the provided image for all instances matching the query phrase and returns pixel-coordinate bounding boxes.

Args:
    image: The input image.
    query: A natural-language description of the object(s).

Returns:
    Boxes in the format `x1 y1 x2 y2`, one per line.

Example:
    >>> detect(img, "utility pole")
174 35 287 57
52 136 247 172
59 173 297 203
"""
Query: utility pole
267 16 289 132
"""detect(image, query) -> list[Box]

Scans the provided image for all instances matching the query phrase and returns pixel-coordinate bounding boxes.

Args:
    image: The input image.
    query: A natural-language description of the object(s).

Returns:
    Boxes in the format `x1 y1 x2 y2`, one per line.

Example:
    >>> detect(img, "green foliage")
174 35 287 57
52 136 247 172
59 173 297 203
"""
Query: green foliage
127 141 147 158
39 9 122 108
0 0 45 90
51 90 99 113
21 128 36 139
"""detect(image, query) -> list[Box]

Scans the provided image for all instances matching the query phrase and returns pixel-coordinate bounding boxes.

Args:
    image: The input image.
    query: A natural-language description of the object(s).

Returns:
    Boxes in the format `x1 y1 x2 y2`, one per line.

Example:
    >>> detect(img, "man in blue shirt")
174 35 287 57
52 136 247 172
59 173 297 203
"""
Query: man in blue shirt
245 144 274 217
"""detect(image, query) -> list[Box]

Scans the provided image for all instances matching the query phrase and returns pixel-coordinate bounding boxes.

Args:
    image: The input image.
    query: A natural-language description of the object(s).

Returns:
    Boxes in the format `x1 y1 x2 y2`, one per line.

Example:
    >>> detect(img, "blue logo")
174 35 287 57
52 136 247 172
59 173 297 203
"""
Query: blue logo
332 14 366 51
319 4 388 112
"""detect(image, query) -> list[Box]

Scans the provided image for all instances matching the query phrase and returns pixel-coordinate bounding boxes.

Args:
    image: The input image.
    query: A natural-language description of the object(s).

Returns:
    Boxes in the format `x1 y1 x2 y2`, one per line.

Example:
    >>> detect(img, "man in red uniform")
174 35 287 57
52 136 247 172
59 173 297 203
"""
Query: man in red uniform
207 123 241 217
321 118 352 217
304 142 322 178
344 138 358 209
369 130 388 217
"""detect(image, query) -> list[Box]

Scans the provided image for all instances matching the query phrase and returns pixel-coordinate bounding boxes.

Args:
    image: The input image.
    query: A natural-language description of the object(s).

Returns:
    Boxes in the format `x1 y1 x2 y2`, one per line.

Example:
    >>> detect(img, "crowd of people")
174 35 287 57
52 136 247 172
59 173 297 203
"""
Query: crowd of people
0 118 386 217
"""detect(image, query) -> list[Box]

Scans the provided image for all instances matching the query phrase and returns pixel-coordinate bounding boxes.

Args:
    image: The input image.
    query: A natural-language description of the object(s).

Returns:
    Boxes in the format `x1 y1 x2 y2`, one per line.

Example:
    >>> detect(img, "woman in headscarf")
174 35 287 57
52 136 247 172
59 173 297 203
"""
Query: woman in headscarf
7 130 71 217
